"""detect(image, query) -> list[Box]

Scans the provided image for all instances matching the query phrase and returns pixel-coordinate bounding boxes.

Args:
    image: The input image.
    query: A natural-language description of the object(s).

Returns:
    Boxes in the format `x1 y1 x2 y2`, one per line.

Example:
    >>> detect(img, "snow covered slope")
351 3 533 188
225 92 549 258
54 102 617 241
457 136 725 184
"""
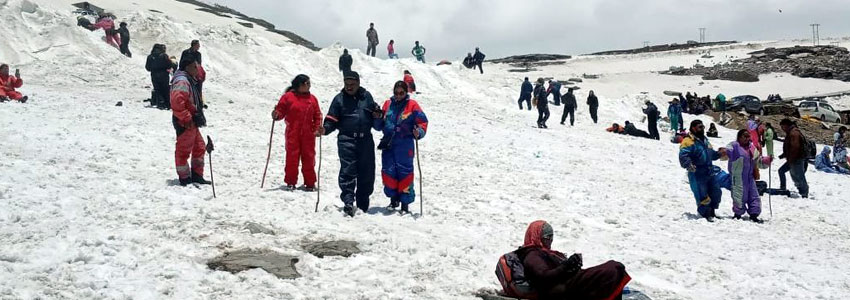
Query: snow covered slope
1 0 850 299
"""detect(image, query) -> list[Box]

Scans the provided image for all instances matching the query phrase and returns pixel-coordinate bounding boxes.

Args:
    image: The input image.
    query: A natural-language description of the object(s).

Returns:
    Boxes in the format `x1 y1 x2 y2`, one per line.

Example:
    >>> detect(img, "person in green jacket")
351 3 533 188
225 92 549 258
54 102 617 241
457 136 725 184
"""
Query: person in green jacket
411 41 426 63
763 122 775 158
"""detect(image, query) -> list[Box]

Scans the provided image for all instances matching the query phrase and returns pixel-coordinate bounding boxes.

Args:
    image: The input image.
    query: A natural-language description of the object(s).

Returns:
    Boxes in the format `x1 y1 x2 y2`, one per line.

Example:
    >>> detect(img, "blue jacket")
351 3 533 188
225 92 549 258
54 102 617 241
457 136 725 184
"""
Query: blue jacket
521 80 533 95
679 134 721 176
667 103 682 119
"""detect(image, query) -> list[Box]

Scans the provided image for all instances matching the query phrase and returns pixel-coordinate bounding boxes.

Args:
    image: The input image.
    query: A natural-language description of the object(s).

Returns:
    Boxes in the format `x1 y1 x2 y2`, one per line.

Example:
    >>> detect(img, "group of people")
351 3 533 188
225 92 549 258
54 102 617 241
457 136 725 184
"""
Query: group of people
364 23 427 63
0 64 27 103
678 118 809 223
677 92 712 115
269 71 428 216
462 48 486 74
146 40 205 110
517 78 596 128
77 11 131 58
815 126 850 174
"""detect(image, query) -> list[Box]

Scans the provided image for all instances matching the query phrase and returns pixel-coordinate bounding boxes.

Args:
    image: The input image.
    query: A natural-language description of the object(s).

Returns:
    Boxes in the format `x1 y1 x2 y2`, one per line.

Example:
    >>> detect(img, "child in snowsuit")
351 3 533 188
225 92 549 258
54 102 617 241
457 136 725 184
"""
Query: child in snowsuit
375 81 428 214
726 130 763 223
272 74 323 191
0 64 26 102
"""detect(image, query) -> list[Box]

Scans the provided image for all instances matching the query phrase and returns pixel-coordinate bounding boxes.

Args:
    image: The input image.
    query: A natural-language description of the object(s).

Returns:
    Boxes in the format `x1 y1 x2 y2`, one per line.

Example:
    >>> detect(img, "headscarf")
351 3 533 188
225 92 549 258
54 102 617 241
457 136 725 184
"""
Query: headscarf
523 220 553 249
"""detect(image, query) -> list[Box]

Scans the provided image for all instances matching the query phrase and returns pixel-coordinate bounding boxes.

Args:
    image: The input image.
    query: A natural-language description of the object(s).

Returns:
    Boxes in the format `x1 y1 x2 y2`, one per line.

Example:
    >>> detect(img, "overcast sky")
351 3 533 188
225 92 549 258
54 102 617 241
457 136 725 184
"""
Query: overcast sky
206 0 850 59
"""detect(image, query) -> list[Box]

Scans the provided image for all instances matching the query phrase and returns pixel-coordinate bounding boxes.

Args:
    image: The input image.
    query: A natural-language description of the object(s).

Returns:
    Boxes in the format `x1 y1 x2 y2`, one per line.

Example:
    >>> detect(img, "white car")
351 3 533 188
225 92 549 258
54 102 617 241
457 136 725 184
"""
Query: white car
797 100 842 123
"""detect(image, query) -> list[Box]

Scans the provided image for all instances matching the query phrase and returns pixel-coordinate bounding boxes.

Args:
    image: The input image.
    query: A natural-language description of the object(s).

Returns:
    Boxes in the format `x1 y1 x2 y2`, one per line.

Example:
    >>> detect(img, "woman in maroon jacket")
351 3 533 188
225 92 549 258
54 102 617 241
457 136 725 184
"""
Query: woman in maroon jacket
517 220 631 300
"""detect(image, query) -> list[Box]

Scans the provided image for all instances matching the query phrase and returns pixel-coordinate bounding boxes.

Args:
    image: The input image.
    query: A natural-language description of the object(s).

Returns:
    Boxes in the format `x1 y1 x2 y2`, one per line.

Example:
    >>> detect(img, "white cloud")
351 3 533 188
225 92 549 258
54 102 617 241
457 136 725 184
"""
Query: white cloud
206 0 850 59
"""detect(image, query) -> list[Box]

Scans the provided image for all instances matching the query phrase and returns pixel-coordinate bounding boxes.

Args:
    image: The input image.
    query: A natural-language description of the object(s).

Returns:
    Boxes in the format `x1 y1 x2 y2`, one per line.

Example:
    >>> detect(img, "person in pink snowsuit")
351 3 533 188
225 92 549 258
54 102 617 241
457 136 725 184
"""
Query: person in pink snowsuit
92 15 121 48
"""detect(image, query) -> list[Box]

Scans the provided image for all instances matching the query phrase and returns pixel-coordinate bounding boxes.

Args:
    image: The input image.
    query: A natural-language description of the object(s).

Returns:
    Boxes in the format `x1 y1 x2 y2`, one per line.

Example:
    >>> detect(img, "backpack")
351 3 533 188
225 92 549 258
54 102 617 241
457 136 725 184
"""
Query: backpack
495 251 537 299
800 131 817 160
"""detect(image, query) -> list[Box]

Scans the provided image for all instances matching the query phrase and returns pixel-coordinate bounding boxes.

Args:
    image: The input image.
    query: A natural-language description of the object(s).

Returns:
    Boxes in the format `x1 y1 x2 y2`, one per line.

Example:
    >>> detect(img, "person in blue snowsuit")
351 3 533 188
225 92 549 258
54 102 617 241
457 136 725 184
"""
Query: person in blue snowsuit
547 80 562 106
321 71 382 217
679 120 728 222
667 98 683 132
375 80 429 214
518 77 533 110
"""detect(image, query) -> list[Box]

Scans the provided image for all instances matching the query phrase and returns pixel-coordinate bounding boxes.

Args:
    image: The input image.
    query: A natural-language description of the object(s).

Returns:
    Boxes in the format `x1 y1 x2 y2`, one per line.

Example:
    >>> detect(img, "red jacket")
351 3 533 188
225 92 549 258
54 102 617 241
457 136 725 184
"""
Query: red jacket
274 91 322 138
403 74 415 92
170 71 200 127
0 74 23 93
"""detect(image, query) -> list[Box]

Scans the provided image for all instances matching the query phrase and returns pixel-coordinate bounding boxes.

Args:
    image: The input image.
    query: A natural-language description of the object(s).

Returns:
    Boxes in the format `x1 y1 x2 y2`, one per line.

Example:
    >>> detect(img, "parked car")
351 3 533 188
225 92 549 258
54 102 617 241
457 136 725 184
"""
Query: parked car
727 95 764 114
797 100 842 123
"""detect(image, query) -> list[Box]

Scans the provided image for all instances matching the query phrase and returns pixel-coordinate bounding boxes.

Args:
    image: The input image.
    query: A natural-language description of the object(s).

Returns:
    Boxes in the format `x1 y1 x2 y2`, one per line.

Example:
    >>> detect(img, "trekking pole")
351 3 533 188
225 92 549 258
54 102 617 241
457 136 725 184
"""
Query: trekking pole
415 138 424 216
315 135 322 213
260 120 276 188
206 135 216 198
768 163 773 218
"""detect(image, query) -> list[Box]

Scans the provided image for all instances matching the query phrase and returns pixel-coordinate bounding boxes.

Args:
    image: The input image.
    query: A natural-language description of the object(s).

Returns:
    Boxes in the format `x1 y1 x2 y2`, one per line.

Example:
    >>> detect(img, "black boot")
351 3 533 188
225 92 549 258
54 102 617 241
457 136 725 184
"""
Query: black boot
400 202 410 214
749 215 764 224
179 177 192 186
20 96 28 103
343 204 355 217
387 196 400 210
192 172 211 185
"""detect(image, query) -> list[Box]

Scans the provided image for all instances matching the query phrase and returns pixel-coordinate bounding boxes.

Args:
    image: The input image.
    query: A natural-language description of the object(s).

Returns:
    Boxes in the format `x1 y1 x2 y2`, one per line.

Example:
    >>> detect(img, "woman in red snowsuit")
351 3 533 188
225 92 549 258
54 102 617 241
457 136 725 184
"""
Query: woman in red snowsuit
272 74 323 191
0 64 26 102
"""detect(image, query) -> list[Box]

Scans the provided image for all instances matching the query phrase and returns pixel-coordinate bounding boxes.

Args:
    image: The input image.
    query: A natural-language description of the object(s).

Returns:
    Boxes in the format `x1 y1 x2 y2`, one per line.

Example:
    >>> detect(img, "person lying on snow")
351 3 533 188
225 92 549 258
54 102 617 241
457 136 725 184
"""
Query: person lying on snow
517 220 631 300
0 64 27 103
606 123 625 134
815 146 850 175
623 121 651 139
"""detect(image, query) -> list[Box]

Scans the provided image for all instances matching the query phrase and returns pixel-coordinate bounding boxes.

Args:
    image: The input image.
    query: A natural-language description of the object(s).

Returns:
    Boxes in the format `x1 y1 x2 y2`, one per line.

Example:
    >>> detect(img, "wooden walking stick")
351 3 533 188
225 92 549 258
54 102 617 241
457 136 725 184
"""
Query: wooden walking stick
315 135 322 212
260 120 276 188
415 138 423 216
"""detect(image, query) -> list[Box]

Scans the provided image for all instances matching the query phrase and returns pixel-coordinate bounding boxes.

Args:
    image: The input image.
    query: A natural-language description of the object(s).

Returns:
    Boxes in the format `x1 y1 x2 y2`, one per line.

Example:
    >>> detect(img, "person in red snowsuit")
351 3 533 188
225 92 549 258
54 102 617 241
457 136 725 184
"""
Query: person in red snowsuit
92 14 121 49
272 74 323 191
0 64 26 102
403 70 416 93
170 59 210 186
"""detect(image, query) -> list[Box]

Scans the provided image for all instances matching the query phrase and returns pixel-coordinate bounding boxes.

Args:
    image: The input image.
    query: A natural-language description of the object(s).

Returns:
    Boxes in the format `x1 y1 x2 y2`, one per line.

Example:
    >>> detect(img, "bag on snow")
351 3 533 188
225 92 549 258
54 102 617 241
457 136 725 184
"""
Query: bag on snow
495 251 537 299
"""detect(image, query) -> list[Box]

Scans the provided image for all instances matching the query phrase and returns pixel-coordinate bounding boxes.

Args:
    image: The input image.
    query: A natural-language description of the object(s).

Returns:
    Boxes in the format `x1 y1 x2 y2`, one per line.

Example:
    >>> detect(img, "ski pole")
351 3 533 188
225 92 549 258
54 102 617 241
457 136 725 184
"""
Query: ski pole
315 135 322 213
415 138 423 216
768 163 773 218
261 120 276 188
206 135 216 198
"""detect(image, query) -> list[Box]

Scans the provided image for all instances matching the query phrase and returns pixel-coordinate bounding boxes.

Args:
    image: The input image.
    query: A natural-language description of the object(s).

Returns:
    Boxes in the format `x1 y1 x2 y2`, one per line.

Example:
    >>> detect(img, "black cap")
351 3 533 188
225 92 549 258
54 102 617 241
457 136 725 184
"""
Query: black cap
344 71 360 81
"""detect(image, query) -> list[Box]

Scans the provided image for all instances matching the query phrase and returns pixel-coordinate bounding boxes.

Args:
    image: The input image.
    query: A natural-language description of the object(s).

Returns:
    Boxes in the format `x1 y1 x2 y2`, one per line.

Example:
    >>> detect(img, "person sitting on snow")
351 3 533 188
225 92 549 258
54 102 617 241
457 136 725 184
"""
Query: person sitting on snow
815 146 850 175
707 123 719 138
403 70 416 93
0 64 27 103
462 53 474 69
834 126 849 171
517 220 631 300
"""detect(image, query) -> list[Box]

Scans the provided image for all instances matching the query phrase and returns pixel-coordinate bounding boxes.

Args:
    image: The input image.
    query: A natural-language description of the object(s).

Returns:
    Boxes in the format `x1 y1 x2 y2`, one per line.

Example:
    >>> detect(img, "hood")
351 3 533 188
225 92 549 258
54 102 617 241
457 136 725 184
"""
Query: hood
522 220 552 249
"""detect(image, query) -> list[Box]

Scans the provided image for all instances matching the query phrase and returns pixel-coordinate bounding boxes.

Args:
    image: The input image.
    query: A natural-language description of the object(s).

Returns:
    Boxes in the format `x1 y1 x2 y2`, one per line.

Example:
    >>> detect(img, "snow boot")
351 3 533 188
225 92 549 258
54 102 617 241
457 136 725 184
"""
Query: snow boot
400 202 410 215
343 204 356 217
387 196 400 210
301 185 316 192
192 172 211 185
733 215 743 220
705 215 715 223
749 215 764 224
284 185 296 191
179 177 192 186
20 96 28 103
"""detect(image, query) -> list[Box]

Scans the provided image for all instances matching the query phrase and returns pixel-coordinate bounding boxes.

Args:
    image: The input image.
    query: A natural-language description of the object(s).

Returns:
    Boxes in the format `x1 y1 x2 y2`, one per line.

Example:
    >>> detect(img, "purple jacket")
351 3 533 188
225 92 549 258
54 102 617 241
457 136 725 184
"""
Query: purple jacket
727 141 761 216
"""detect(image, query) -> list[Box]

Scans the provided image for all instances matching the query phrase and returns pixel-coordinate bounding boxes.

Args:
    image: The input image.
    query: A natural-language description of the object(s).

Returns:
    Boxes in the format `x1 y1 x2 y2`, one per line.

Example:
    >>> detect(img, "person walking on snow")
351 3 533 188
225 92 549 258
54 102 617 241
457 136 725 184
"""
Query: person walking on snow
387 40 398 59
587 90 599 124
117 22 131 58
366 23 379 57
272 74 323 191
170 59 210 186
518 77 533 110
92 13 120 49
547 80 562 106
411 41 426 63
473 47 486 74
375 80 429 214
403 70 416 93
321 72 381 217
145 44 176 109
643 100 660 140
667 98 682 133
0 64 27 102
560 88 577 126
726 130 764 223
534 78 550 128
680 120 727 222
339 49 353 74
777 119 808 197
